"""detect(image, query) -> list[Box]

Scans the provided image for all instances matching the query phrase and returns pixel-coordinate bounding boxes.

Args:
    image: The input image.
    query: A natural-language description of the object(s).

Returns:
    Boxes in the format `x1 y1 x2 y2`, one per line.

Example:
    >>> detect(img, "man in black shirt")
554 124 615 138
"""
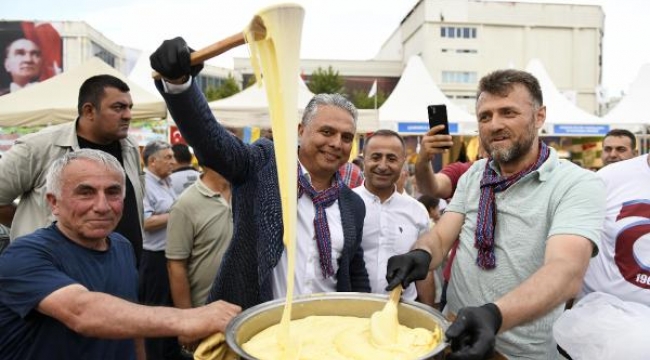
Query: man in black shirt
0 74 145 264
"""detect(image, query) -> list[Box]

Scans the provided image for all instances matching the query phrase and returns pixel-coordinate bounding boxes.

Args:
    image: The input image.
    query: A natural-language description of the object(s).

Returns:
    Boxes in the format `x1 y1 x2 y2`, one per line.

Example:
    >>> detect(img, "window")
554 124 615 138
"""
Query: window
440 26 477 39
442 71 477 84
91 42 116 67
455 95 476 100
441 48 478 54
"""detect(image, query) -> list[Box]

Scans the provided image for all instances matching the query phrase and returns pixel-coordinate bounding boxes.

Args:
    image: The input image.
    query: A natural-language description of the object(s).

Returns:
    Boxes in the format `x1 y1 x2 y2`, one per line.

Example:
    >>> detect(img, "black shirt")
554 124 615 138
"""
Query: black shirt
77 136 143 265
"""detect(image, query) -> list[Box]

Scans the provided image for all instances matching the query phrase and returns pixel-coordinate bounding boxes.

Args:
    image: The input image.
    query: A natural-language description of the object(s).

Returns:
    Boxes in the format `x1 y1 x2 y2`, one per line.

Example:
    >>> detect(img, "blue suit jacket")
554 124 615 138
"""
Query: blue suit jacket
158 81 369 309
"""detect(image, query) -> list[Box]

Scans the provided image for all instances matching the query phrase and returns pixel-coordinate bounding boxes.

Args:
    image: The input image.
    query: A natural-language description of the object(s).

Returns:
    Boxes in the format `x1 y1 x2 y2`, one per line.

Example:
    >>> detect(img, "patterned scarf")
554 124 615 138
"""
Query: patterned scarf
298 166 342 278
475 141 550 269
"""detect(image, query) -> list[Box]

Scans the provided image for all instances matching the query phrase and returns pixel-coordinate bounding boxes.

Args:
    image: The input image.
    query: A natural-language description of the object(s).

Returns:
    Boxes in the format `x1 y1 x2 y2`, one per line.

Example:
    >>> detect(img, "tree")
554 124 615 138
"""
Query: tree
244 75 257 89
307 66 344 94
350 89 388 109
204 75 241 102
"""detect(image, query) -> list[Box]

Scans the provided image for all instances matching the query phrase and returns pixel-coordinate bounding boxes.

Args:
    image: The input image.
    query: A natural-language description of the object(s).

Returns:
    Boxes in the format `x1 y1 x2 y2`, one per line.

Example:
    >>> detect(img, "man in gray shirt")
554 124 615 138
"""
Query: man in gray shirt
387 69 605 359
139 140 179 360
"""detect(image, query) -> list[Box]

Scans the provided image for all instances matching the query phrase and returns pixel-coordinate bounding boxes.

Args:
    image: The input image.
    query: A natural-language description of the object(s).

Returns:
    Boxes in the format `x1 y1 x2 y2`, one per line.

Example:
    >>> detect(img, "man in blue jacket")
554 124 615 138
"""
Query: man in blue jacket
150 37 369 310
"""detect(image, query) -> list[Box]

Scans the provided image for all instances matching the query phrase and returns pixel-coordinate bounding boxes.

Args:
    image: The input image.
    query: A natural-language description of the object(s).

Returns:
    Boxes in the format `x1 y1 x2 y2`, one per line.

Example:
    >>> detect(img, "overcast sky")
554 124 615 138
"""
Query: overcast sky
3 0 649 96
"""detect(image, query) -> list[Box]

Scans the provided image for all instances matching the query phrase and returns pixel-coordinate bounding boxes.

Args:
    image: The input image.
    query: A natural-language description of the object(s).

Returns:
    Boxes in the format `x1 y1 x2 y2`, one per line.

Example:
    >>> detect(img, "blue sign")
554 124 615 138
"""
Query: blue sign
397 122 459 134
553 124 610 135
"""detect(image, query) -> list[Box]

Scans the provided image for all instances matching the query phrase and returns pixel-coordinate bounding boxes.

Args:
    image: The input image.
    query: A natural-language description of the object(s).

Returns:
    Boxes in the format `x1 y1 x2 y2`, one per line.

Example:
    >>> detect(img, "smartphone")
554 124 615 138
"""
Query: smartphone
427 104 449 134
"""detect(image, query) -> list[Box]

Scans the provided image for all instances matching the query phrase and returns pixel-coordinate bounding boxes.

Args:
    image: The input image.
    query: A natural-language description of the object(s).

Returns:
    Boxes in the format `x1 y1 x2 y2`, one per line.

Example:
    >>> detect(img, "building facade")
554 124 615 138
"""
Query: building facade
234 0 603 115
0 20 234 97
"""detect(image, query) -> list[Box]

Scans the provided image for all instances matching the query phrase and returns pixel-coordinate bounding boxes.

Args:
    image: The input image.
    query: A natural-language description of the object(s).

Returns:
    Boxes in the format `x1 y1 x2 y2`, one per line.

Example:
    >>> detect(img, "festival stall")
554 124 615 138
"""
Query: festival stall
378 55 476 136
0 57 167 127
208 78 379 133
525 59 607 137
603 63 650 133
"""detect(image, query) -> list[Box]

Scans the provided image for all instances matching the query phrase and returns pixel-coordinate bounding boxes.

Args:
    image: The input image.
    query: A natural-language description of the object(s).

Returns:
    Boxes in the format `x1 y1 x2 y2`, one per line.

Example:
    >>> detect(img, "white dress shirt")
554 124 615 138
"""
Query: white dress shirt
271 163 344 299
354 184 430 301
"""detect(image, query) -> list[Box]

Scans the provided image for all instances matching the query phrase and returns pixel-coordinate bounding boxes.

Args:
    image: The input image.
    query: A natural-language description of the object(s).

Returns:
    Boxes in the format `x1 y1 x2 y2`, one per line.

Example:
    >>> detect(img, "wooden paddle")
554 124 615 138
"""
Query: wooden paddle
151 15 266 80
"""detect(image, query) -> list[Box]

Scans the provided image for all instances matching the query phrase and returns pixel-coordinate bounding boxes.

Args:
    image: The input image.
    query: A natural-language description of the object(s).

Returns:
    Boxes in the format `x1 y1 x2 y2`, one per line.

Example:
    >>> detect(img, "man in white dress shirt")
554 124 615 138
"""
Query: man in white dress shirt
354 129 434 305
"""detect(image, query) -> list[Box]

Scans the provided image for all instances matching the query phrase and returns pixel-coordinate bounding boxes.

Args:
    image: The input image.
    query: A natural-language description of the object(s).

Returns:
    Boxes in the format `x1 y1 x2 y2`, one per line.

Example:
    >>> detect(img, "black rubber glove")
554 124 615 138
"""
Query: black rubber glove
385 249 432 290
445 303 502 360
150 36 204 81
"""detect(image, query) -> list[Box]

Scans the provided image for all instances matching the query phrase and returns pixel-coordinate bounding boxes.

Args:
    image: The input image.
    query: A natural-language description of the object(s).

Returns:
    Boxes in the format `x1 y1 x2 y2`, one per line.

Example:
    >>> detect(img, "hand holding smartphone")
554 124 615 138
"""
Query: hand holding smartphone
427 104 450 149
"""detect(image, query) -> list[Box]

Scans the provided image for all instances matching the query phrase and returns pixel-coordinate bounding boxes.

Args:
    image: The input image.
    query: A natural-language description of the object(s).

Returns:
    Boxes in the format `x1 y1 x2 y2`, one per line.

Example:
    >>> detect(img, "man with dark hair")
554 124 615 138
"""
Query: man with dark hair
601 128 637 166
170 143 200 196
150 36 369 311
386 69 606 359
418 195 441 224
140 139 180 360
0 74 145 264
353 129 434 305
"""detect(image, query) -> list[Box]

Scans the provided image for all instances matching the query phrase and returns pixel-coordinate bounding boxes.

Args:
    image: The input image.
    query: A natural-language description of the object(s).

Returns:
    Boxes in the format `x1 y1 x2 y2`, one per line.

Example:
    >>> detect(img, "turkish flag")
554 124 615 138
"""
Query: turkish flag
169 126 186 145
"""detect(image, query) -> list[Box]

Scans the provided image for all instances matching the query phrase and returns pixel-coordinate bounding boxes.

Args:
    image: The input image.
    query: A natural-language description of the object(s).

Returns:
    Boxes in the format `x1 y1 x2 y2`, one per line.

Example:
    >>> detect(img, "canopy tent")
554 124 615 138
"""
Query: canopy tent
209 77 313 128
525 59 608 136
128 50 164 101
378 55 476 135
0 57 167 127
602 64 650 133
208 78 379 133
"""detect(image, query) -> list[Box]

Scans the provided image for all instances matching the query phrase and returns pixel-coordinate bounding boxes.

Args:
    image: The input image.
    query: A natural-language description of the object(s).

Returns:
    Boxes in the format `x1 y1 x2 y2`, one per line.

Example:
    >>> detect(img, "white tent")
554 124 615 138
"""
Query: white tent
602 64 650 133
128 50 164 101
378 55 476 135
208 78 379 133
525 59 608 136
208 77 313 128
0 57 167 127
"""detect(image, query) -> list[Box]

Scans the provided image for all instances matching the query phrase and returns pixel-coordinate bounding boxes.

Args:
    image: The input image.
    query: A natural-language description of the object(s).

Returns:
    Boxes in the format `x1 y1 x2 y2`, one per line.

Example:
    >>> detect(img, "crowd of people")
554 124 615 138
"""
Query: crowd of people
0 35 647 360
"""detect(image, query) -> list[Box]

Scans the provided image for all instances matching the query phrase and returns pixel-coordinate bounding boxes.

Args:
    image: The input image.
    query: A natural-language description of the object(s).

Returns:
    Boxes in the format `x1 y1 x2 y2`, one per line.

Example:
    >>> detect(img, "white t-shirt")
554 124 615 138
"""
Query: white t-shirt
354 184 430 301
581 154 650 306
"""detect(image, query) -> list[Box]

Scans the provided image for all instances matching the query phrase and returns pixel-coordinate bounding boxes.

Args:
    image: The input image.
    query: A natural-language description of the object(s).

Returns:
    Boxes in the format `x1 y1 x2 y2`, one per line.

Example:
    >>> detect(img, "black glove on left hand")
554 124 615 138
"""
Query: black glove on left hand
445 303 502 360
385 249 432 291
150 36 204 80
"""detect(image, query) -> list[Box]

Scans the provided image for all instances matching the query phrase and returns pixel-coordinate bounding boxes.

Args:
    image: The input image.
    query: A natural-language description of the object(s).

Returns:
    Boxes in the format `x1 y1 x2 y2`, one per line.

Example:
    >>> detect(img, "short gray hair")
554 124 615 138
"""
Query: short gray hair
301 93 358 129
46 149 126 198
142 140 171 166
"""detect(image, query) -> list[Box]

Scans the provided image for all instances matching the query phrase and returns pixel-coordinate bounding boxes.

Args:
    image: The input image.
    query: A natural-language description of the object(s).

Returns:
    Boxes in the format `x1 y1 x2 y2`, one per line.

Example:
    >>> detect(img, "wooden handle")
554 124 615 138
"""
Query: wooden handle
189 32 246 64
151 32 246 80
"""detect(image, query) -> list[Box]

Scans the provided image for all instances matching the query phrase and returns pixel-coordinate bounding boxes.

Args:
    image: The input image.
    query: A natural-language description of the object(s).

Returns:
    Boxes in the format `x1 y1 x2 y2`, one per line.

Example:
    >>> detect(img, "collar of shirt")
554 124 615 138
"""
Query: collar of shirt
358 181 399 204
195 177 223 199
298 160 339 188
144 169 172 187
486 146 557 182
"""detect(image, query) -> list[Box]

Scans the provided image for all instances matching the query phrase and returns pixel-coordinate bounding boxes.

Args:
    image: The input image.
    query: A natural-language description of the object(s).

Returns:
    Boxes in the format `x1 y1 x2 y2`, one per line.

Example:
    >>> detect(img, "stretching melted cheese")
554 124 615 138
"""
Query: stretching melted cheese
242 4 441 359
245 3 305 358
243 315 442 360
